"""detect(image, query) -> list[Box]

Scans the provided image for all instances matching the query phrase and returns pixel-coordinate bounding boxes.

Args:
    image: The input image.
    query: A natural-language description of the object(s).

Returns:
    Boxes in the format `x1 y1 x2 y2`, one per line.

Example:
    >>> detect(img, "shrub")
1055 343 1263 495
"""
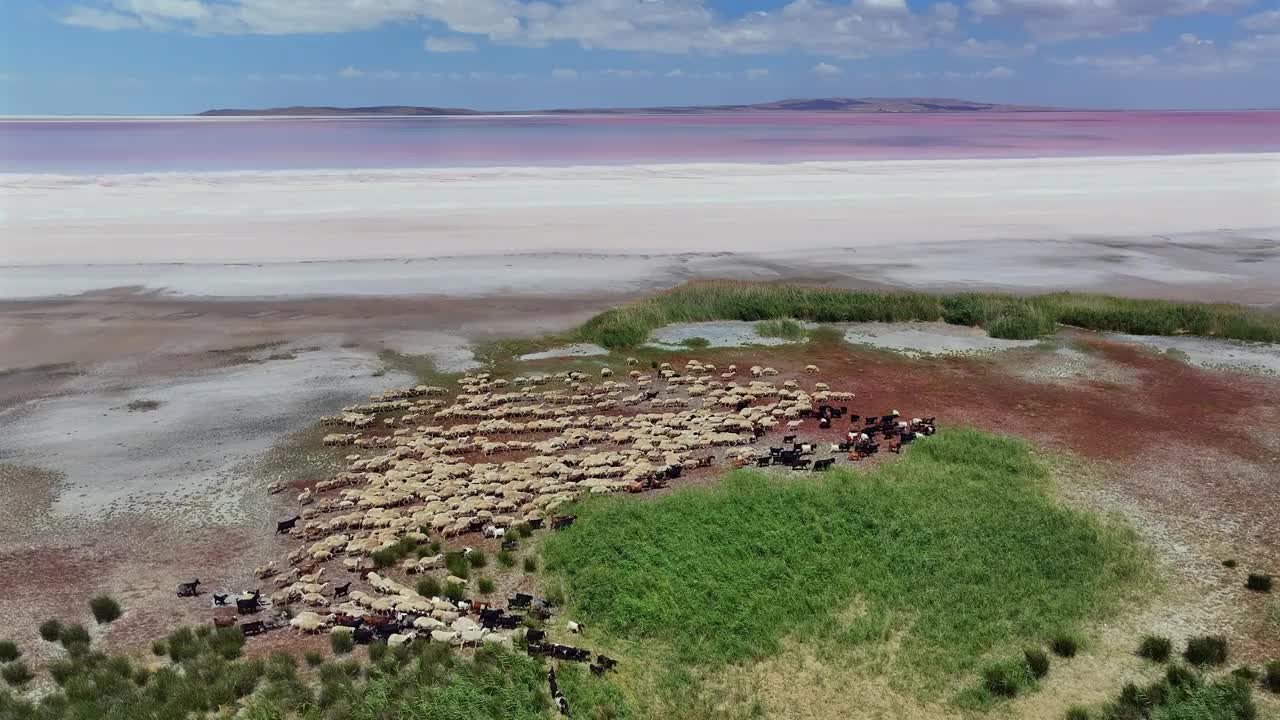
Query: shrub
522 556 538 573
370 548 398 569
1246 574 1273 593
1164 663 1199 689
545 584 565 607
152 640 167 656
305 651 324 667
981 658 1032 698
497 549 515 567
680 337 711 349
1 662 33 686
444 582 466 603
1050 633 1080 658
1264 660 1280 693
59 623 90 649
1065 706 1090 720
478 578 496 594
89 595 123 624
468 550 488 569
1137 635 1172 663
430 541 442 553
367 641 387 664
38 619 63 642
1223 559 1238 568
444 552 470 579
330 632 354 655
1025 648 1050 679
0 642 17 663
515 523 533 538
1184 635 1228 666
416 577 442 598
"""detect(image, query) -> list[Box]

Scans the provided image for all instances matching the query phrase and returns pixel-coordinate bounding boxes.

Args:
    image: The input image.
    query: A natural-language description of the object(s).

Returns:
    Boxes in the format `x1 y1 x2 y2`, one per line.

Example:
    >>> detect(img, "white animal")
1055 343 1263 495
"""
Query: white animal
567 620 583 633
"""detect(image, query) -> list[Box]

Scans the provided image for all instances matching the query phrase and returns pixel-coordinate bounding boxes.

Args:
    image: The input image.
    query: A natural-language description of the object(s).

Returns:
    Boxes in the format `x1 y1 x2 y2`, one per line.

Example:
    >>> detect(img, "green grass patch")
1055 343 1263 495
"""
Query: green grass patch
575 281 1280 349
755 318 810 341
543 428 1146 699
38 619 63 642
89 595 122 624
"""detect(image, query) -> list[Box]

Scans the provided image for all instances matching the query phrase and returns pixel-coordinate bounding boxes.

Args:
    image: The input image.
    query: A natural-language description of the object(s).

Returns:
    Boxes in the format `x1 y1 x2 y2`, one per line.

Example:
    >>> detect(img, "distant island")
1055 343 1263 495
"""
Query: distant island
198 97 1058 117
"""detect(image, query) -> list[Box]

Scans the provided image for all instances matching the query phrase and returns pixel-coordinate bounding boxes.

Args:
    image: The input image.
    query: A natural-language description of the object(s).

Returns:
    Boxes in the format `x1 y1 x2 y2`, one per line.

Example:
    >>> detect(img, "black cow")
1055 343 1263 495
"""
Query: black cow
176 579 201 597
275 515 301 534
240 621 265 636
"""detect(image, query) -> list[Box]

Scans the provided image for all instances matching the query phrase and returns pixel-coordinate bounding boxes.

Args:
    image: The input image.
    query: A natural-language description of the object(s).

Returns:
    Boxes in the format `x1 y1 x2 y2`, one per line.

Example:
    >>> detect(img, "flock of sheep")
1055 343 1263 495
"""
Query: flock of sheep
244 355 902 653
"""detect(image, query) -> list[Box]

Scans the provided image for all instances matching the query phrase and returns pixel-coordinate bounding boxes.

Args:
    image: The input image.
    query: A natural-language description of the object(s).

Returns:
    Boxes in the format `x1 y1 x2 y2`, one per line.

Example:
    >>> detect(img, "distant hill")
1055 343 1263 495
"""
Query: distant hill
198 97 1058 117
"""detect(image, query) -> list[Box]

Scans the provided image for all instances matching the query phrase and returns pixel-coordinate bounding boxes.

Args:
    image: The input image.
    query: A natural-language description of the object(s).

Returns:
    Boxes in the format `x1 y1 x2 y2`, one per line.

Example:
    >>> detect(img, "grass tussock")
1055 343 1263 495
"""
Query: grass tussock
1245 573 1273 593
755 318 810 341
574 281 1280 348
0 642 18 663
1138 635 1174 663
38 619 63 642
543 428 1147 695
1183 636 1229 667
89 595 122 624
1091 665 1256 720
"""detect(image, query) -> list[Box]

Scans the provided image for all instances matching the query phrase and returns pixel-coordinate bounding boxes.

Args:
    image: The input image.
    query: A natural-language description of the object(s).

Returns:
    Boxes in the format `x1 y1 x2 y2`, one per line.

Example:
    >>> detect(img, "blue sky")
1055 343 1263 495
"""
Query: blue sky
1 0 1278 114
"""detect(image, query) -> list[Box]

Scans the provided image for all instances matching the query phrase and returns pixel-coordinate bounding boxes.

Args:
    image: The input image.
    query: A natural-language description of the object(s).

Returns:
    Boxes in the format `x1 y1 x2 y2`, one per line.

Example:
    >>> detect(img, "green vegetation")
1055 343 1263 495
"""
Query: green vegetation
543 428 1145 699
89 595 122 624
1092 665 1255 720
497 549 515 567
679 336 711 349
371 536 422 570
1245 573 1272 593
445 551 470 580
523 556 538 573
124 399 162 412
330 632 354 655
1264 659 1279 693
575 281 1280 348
444 582 466 603
1183 636 1228 667
377 349 453 386
416 577 442 598
754 318 809 340
1025 648 1051 679
478 577 496 594
304 651 323 667
981 656 1037 698
1050 632 1082 658
1139 635 1174 663
38 619 63 642
469 550 488 569
1 662 33 687
0 642 18 663
1066 706 1092 720
59 624 90 656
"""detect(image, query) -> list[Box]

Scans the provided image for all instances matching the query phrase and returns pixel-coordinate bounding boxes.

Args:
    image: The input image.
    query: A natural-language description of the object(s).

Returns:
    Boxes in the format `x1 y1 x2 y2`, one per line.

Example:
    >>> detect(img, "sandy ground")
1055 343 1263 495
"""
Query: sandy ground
3 153 1280 303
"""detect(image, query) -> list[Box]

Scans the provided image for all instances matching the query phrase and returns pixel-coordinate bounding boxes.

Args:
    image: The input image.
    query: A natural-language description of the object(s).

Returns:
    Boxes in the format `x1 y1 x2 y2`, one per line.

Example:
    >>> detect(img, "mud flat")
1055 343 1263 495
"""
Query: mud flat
1110 334 1280 375
841 321 1041 357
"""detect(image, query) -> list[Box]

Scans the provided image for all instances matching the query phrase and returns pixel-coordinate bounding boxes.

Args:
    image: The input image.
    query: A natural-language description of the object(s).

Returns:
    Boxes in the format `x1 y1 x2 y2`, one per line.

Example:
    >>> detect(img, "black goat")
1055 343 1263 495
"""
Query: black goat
240 621 266 637
596 654 618 670
813 458 835 471
353 626 375 644
236 591 261 615
176 579 201 597
501 538 518 551
755 456 772 467
212 593 229 607
782 434 796 444
509 592 533 608
275 515 301 534
555 695 570 716
333 582 351 598
528 518 545 530
551 515 575 531
526 628 547 643
818 417 831 429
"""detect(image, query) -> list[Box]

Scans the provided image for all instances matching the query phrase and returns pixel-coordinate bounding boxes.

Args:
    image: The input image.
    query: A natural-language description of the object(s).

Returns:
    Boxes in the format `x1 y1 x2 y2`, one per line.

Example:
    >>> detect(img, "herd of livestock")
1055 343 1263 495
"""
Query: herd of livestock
182 355 935 712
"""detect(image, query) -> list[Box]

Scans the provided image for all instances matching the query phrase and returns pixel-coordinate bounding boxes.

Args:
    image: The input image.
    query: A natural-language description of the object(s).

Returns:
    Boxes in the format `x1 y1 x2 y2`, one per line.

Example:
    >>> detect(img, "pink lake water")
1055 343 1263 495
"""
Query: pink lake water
2 111 1278 173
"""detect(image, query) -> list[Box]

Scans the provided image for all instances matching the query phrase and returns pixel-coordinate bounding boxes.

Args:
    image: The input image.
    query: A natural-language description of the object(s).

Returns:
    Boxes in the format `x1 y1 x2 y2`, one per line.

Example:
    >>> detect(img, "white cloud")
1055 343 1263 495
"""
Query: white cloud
812 61 843 76
968 0 1251 41
953 37 1036 58
602 68 655 78
338 66 365 79
424 36 477 53
62 6 144 30
1056 31 1280 76
550 67 578 80
1240 9 1280 31
56 0 961 58
277 72 326 82
745 68 770 79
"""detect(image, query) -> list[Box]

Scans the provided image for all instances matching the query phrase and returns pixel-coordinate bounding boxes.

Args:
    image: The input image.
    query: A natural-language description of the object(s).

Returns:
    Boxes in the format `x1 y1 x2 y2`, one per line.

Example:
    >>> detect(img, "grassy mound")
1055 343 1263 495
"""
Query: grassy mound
575 281 1280 348
543 429 1146 692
